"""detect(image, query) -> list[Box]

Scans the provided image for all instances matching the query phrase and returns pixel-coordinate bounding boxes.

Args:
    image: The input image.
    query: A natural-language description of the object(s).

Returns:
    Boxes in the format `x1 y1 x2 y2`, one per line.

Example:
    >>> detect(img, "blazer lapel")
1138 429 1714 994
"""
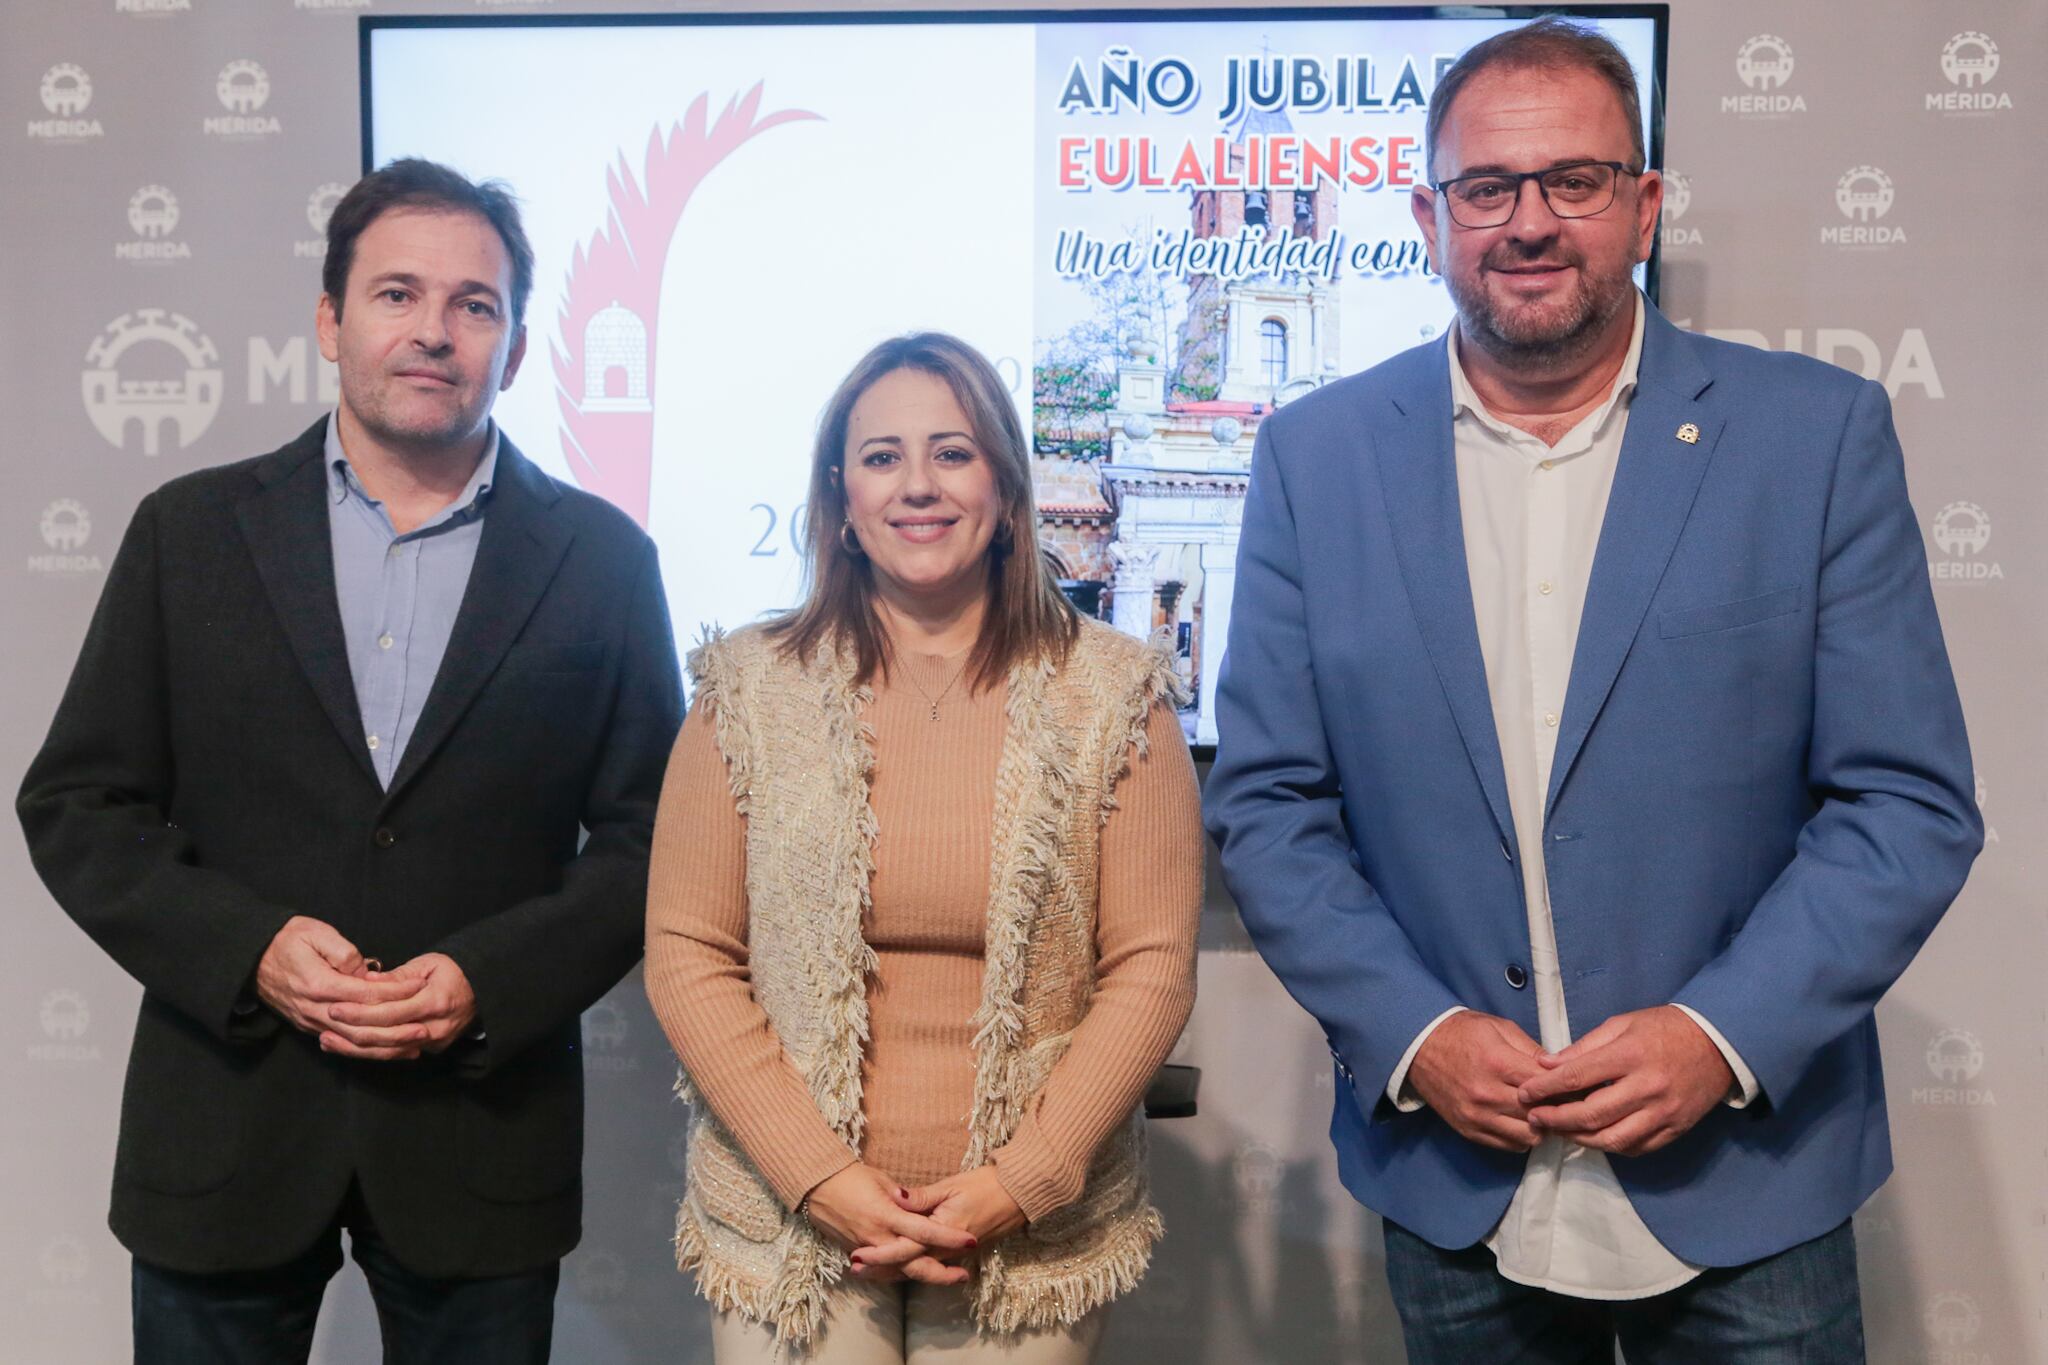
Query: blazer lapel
384 438 573 802
1545 313 1722 819
235 420 379 785
1373 344 1516 847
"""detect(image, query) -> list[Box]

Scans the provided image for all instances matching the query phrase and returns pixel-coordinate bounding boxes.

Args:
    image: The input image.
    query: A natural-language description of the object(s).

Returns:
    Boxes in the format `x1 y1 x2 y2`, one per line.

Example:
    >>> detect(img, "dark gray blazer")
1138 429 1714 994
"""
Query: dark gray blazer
19 418 683 1277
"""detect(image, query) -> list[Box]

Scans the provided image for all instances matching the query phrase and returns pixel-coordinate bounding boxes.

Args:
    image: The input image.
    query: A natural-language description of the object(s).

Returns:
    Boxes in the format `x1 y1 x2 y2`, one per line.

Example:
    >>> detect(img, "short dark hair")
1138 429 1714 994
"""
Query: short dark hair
321 158 535 327
1425 18 1646 180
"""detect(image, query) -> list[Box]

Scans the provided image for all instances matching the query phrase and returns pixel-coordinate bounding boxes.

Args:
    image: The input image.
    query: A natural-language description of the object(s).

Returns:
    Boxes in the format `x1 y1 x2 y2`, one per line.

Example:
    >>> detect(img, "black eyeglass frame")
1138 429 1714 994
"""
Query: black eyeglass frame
1427 160 1645 228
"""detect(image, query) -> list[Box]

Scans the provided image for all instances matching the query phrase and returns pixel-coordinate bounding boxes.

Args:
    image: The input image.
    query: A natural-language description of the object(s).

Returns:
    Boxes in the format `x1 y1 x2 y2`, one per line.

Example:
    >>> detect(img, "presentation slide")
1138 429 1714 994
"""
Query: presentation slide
366 10 1661 745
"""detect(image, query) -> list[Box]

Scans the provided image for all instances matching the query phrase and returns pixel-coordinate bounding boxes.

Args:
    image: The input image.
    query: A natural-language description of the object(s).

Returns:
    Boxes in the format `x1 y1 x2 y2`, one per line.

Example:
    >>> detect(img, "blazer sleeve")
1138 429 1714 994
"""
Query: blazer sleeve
432 534 685 1076
17 493 297 1043
1202 419 1467 1110
1673 379 1981 1102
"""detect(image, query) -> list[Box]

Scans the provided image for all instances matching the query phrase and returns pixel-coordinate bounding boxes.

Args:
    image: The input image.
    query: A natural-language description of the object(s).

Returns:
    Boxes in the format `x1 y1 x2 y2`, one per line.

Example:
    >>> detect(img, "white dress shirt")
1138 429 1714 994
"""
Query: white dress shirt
1385 295 1758 1299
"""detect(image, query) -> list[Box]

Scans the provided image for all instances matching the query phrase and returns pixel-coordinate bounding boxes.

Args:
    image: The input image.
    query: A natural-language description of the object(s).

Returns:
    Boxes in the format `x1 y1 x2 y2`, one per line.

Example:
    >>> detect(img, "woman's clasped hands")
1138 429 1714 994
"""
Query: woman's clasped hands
801 1163 1027 1286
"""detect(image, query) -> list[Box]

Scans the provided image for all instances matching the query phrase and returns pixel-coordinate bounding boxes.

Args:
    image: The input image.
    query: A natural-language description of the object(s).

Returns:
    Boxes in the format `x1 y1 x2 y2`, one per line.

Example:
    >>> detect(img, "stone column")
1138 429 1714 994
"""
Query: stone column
1110 540 1161 639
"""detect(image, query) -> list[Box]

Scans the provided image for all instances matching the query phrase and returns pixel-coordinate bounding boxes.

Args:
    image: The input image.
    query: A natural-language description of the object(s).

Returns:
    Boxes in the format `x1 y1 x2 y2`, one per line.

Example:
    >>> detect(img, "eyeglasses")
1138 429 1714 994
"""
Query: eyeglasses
1430 160 1641 229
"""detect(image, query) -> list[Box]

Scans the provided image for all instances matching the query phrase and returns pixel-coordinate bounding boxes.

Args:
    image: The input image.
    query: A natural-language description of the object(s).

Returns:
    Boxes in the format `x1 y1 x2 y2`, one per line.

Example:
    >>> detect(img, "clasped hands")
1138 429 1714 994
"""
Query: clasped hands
1406 1006 1734 1158
800 1163 1027 1288
254 915 477 1060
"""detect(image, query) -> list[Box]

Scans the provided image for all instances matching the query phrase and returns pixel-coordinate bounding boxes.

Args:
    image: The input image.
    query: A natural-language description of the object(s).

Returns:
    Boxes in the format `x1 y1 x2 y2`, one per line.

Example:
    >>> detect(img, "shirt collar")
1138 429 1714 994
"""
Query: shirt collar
325 413 499 520
1447 290 1646 442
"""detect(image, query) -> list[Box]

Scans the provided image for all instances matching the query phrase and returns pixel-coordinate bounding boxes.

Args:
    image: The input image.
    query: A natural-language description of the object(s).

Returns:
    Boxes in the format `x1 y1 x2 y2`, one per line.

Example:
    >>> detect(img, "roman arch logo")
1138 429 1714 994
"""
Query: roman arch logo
1930 32 2011 116
1929 500 2001 584
1912 1027 1993 1107
30 63 104 142
118 185 192 265
81 310 224 457
1823 166 1905 249
205 60 282 138
1924 1291 1982 1349
1942 32 1999 87
39 989 88 1041
1973 772 1998 848
30 499 104 576
1834 166 1893 223
1735 34 1794 89
28 988 101 1063
297 181 349 258
307 182 347 234
40 63 91 115
1659 169 1700 249
583 999 637 1075
128 185 178 238
552 85 819 526
1725 36 1804 117
40 1236 88 1285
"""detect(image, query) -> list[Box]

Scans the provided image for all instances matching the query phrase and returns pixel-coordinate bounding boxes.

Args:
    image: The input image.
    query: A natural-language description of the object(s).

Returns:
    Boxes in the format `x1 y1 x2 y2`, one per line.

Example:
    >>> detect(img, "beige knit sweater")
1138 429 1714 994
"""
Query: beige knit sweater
647 650 1200 1216
644 625 1201 1340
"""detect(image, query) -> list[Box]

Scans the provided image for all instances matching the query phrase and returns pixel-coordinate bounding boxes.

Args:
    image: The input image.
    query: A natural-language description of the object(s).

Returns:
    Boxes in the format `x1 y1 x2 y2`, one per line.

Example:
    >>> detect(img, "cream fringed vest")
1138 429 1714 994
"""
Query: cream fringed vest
673 618 1183 1349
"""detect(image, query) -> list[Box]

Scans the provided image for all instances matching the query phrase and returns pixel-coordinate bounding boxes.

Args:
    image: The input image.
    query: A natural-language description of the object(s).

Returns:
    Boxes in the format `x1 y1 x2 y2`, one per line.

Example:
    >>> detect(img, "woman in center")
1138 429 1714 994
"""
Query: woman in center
646 333 1203 1362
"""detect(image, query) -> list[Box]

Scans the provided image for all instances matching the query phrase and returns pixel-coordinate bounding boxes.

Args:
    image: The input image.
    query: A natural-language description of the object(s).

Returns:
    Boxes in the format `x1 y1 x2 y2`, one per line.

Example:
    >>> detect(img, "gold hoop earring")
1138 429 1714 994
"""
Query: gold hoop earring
839 519 863 556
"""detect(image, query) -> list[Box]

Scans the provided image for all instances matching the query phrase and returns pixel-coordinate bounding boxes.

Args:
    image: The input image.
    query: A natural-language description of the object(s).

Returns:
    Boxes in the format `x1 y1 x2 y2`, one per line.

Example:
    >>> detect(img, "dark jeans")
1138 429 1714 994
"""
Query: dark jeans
132 1182 558 1365
1383 1218 1865 1364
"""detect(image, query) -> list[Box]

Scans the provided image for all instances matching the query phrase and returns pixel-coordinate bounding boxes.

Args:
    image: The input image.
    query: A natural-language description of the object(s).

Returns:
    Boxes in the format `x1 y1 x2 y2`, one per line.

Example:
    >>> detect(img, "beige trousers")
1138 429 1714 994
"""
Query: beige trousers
710 1278 1105 1365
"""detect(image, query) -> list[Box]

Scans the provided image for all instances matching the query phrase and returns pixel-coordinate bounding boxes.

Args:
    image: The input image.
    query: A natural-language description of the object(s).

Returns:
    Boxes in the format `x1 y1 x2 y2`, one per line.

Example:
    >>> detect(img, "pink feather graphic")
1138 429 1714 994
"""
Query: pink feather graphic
552 86 819 525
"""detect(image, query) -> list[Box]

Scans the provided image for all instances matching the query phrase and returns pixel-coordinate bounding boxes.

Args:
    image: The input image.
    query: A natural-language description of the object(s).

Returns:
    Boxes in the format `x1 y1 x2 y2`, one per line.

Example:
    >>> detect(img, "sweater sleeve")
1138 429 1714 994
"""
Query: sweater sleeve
644 700 858 1208
990 700 1202 1222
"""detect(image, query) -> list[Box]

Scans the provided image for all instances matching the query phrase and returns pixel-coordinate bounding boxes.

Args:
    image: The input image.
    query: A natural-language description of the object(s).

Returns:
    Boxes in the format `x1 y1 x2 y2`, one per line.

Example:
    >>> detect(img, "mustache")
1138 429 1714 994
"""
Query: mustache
1483 241 1583 271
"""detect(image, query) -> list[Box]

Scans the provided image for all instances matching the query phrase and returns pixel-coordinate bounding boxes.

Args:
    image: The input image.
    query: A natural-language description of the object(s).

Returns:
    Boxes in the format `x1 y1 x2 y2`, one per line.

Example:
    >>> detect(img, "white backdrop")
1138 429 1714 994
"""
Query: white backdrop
3 3 2041 1362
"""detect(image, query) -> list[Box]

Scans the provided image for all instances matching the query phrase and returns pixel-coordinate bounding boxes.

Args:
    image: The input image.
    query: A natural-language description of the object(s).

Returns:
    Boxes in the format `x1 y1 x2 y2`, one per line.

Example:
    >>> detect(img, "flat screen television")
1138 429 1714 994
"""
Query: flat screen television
363 6 1668 750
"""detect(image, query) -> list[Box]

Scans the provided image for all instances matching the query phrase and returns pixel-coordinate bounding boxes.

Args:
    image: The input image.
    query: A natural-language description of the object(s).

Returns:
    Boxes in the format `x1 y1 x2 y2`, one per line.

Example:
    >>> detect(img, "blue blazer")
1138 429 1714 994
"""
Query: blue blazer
1202 304 1981 1266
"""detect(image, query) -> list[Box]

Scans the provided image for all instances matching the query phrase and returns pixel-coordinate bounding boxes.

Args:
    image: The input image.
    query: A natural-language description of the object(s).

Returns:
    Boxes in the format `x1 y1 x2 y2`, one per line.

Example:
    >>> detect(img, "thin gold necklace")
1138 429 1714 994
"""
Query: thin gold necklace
902 654 969 722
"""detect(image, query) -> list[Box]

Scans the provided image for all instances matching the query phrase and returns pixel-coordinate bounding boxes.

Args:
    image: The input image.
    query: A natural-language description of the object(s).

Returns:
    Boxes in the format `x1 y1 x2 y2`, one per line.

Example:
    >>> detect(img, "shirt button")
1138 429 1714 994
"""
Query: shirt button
1539 459 1556 471
366 734 381 750
378 633 394 650
1538 581 1554 596
372 827 397 849
1505 964 1529 990
1544 713 1559 728
387 544 402 559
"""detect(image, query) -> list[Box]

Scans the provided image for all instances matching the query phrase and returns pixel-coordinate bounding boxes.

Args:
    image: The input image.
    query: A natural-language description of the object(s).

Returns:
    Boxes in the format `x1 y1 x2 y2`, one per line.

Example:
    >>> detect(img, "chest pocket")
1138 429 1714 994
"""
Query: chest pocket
1658 586 1801 639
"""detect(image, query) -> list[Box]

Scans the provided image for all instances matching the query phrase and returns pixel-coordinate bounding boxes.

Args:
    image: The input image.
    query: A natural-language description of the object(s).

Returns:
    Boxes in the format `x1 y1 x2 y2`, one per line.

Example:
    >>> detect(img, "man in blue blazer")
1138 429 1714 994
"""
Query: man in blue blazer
1203 20 1979 1361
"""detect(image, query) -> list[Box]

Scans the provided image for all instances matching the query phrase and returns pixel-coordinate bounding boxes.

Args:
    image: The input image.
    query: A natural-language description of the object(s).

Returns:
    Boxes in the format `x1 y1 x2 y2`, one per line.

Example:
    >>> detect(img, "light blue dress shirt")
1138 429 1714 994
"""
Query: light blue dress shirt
324 415 497 789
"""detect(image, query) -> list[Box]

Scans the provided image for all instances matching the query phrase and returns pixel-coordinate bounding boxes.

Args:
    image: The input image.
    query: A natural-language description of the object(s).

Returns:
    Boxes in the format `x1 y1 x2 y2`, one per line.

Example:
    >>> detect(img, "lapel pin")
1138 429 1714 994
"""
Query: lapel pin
1675 422 1701 445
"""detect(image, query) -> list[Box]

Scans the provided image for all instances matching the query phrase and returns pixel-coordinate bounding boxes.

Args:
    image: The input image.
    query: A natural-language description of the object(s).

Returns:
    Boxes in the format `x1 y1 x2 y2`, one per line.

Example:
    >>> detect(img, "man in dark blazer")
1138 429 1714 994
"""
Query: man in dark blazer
19 160 682 1363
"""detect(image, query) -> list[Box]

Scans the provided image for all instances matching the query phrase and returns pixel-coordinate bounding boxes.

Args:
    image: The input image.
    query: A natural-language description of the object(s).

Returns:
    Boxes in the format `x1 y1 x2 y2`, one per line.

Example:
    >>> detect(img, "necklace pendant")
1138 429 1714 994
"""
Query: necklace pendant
929 703 940 722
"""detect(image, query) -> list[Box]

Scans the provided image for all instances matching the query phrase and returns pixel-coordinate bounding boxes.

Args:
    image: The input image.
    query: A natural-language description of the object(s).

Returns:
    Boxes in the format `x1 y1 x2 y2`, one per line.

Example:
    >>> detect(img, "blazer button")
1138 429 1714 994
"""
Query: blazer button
373 827 397 849
1504 964 1528 990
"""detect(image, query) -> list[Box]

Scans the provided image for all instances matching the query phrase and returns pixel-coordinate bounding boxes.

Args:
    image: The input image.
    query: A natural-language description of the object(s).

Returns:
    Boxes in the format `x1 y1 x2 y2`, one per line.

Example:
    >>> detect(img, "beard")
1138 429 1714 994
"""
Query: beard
338 362 491 456
1446 239 1634 370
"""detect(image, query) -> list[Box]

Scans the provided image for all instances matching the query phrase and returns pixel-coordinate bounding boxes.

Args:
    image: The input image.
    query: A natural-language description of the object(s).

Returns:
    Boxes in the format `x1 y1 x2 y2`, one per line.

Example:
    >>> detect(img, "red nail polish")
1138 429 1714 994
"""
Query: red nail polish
966 1237 979 1249
897 1187 909 1200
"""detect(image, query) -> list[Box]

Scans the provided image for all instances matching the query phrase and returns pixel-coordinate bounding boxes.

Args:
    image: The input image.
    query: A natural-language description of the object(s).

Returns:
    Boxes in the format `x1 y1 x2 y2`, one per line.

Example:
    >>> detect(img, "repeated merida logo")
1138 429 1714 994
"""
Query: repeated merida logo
1659 169 1700 250
1913 1028 1993 1107
1930 31 2012 117
1823 166 1905 249
118 185 192 264
29 63 104 141
30 500 104 575
1725 35 1804 117
204 60 281 139
1928 501 2001 584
